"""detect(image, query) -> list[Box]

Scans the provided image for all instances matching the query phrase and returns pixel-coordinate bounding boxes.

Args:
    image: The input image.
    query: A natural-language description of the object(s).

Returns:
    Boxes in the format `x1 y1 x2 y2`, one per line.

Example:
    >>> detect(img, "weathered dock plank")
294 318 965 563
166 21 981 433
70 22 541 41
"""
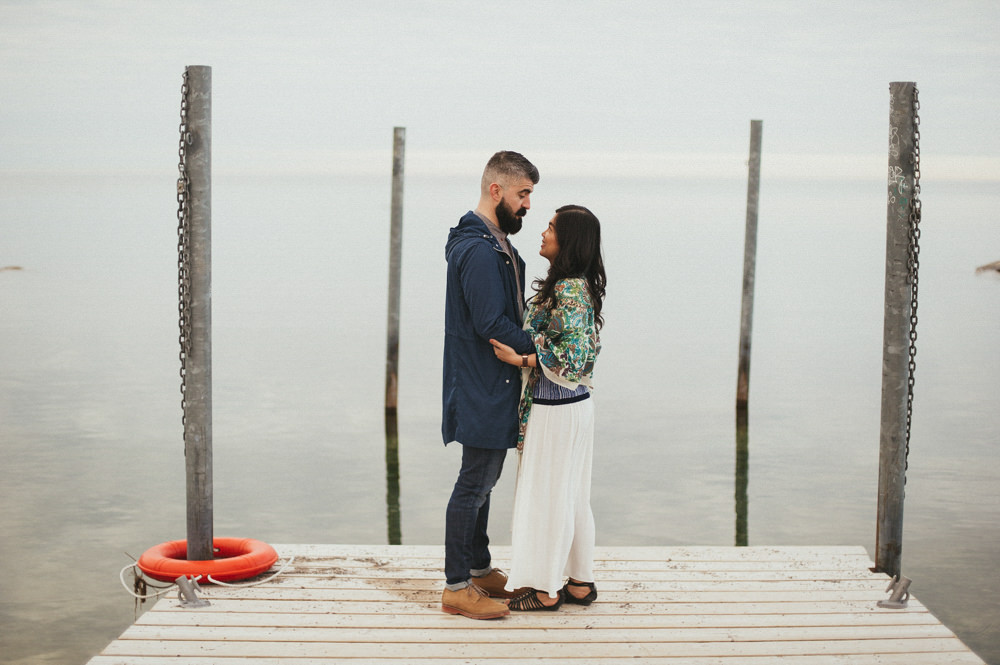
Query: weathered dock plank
87 545 987 664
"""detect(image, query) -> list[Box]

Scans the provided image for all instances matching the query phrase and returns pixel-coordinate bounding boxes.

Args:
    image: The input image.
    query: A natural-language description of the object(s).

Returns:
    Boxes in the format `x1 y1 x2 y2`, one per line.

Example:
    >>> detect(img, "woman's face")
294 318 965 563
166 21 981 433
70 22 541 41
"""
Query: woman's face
540 215 560 263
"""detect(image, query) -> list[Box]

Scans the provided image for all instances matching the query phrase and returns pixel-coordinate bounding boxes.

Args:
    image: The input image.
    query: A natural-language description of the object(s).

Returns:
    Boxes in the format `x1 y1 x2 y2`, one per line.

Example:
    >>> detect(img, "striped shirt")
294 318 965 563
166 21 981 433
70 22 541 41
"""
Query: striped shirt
532 370 590 405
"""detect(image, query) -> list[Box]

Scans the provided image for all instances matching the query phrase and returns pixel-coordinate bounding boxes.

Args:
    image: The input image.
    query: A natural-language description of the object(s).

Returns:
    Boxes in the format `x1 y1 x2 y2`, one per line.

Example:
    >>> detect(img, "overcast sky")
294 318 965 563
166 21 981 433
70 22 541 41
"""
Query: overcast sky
1 0 998 179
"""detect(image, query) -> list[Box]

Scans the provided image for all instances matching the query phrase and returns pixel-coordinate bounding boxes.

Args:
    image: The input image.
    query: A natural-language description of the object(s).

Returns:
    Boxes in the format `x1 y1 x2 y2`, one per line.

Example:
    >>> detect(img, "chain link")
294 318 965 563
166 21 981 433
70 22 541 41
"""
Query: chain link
177 68 192 430
903 86 921 480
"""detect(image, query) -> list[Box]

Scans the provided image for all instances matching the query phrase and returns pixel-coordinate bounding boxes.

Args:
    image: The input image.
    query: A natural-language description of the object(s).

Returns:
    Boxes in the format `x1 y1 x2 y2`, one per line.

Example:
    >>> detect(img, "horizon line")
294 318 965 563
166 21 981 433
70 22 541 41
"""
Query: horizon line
2 151 997 182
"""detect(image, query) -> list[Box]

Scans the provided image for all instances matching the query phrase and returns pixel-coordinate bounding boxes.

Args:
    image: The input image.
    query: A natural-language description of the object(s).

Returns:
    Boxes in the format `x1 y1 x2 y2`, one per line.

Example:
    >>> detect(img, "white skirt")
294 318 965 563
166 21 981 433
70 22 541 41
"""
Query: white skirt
506 397 595 597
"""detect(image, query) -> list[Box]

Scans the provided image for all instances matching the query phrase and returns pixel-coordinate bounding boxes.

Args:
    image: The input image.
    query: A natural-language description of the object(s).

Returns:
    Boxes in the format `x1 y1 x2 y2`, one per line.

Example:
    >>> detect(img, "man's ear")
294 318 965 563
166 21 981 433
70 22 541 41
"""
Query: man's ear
489 183 503 202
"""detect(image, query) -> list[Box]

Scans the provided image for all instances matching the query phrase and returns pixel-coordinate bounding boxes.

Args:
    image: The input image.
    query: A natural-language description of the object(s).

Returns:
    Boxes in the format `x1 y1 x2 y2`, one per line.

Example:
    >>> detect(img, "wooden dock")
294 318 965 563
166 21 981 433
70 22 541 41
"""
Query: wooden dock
88 544 986 664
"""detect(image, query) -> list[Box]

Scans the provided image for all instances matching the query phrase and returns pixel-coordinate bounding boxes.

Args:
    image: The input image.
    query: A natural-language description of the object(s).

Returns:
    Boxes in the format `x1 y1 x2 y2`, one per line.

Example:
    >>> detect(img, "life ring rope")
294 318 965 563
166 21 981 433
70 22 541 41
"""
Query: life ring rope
205 555 295 587
120 563 178 600
120 555 295 600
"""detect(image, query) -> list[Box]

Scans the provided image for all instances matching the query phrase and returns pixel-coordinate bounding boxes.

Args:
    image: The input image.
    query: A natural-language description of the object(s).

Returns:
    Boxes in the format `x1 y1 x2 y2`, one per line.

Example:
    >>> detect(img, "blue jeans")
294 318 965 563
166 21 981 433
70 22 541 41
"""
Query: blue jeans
444 445 508 588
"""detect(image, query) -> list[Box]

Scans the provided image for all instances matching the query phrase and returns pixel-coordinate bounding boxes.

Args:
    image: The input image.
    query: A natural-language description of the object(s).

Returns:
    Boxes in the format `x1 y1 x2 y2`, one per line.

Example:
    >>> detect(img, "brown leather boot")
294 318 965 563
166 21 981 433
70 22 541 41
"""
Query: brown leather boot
469 568 524 599
441 584 510 619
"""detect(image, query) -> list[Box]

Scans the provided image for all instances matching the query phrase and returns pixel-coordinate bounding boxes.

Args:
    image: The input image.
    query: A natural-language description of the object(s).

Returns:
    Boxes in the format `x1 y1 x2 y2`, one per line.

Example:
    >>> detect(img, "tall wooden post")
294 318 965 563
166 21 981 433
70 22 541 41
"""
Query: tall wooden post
384 127 405 545
876 82 917 577
183 65 213 561
737 120 763 411
385 127 405 414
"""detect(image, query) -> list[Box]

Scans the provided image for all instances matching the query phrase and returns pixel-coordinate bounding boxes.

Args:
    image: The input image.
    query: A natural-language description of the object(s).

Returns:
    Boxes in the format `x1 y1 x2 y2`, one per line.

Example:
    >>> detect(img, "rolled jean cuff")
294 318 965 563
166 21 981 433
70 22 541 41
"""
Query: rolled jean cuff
445 564 492 591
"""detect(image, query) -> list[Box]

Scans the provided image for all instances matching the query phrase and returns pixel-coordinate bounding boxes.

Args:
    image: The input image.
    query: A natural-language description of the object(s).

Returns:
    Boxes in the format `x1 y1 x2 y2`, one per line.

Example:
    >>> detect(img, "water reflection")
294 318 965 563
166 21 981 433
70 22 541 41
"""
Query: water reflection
384 410 402 545
735 409 749 547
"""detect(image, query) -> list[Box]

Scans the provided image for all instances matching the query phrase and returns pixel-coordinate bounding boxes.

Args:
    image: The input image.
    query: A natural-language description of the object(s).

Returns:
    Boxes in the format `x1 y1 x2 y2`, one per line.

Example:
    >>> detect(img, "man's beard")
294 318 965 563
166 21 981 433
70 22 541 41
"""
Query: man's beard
495 199 526 235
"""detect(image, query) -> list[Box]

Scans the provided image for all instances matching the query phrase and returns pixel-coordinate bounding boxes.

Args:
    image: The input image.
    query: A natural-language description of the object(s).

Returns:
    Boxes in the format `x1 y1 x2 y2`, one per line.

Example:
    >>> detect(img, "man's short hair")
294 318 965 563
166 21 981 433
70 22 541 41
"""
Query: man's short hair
481 151 539 193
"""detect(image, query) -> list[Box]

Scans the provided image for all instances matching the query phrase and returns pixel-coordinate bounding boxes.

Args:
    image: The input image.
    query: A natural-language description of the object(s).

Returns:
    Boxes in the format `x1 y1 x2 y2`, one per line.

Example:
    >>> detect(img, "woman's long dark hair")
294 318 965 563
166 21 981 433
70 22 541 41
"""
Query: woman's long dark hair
531 205 607 330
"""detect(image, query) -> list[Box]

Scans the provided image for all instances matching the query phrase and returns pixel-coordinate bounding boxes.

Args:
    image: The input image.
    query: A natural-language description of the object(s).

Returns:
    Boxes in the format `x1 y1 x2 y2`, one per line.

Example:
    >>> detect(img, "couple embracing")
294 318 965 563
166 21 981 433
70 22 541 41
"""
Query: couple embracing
441 151 607 618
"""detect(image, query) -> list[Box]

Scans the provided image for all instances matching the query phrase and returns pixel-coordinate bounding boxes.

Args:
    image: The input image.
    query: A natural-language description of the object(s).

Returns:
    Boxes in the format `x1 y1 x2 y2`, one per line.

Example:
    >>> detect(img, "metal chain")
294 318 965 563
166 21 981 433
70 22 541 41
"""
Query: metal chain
903 85 921 480
177 68 192 430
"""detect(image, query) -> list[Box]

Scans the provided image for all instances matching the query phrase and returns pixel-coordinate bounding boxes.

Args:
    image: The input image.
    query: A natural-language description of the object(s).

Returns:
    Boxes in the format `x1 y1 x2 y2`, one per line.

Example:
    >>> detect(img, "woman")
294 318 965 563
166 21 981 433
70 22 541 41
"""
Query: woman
489 204 606 611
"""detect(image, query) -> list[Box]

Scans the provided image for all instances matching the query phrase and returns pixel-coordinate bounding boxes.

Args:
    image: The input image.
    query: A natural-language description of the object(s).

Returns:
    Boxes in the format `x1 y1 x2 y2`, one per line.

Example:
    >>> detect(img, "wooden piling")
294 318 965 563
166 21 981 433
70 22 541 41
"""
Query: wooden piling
182 65 213 561
384 127 405 414
383 128 405 545
736 120 763 412
876 82 918 577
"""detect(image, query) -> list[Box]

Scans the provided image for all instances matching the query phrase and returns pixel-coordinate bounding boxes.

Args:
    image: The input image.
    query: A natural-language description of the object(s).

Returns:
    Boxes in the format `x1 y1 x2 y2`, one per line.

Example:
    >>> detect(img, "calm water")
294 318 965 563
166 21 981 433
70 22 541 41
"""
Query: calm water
1 171 997 664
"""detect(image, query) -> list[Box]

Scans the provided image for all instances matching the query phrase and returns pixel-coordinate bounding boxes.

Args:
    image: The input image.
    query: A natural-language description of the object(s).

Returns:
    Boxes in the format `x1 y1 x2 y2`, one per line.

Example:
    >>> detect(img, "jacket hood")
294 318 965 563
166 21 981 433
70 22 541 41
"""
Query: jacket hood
446 211 496 260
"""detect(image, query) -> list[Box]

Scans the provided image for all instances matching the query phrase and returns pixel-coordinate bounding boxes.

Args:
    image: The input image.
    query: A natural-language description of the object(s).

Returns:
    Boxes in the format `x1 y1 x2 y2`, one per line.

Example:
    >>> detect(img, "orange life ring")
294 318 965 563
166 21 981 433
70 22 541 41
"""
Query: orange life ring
137 537 279 583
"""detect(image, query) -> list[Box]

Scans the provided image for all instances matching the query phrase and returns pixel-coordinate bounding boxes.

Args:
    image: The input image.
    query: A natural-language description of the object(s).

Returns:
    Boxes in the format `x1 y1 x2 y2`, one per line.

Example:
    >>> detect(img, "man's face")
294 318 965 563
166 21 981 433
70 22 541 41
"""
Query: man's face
494 178 533 235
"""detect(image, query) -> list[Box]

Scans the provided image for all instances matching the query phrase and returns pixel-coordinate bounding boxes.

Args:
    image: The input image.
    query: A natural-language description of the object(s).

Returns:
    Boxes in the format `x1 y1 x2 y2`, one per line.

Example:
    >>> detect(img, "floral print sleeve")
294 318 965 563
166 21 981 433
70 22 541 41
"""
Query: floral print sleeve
516 277 601 448
530 278 598 385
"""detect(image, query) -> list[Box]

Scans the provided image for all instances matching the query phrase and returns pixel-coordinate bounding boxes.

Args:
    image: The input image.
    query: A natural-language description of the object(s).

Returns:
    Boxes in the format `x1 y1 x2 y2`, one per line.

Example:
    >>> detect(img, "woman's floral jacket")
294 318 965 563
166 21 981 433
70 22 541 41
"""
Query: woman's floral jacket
517 277 601 449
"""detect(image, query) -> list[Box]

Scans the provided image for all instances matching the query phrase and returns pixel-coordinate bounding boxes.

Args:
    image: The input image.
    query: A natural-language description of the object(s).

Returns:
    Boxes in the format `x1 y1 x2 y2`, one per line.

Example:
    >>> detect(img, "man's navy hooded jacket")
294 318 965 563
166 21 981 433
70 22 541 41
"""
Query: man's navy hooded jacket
442 211 535 449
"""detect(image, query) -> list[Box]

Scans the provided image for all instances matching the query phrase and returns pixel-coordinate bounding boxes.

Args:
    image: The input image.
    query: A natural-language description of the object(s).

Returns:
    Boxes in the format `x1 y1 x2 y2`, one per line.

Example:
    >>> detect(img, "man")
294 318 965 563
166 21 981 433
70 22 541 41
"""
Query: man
441 151 539 619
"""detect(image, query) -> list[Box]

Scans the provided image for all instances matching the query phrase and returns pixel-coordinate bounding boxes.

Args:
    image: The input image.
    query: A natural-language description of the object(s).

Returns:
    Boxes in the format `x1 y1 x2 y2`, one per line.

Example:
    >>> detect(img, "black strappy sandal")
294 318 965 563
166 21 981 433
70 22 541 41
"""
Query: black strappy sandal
507 587 563 611
562 580 598 606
